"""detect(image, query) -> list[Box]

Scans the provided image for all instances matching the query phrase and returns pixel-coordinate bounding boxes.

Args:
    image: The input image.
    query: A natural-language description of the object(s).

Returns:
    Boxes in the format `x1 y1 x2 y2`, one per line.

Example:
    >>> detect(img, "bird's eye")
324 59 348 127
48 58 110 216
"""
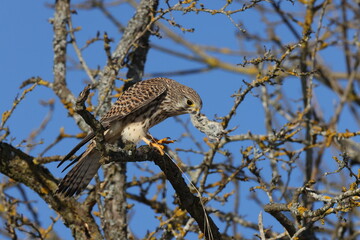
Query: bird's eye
186 99 194 106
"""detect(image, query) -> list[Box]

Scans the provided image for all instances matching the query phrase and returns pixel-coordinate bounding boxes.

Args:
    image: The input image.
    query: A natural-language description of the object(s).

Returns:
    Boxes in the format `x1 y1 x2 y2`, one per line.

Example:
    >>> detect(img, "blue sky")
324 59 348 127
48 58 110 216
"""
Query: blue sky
1 0 356 239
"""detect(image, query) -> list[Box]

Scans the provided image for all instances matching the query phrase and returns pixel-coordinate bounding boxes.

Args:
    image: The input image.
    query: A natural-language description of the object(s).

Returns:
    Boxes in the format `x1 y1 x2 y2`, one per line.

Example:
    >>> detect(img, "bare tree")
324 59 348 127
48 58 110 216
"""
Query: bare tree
1 0 360 239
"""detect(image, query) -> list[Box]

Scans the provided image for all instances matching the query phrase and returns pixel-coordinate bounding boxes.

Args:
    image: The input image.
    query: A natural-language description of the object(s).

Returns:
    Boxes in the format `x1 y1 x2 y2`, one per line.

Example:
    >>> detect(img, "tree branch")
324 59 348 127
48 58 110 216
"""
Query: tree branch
0 142 102 240
52 0 89 131
95 0 160 116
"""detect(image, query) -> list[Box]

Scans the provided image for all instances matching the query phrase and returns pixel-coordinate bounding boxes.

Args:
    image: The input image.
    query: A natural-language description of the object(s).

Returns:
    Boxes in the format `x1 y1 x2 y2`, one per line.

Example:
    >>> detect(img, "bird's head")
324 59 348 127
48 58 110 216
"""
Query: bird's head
162 78 202 116
176 86 202 115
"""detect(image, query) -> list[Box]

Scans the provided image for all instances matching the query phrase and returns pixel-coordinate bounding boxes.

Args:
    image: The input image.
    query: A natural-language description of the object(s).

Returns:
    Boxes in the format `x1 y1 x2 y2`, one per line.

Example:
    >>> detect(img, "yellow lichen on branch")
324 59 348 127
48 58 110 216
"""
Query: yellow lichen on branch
38 79 50 87
181 0 193 4
312 129 360 147
1 83 38 136
297 206 308 216
60 99 74 116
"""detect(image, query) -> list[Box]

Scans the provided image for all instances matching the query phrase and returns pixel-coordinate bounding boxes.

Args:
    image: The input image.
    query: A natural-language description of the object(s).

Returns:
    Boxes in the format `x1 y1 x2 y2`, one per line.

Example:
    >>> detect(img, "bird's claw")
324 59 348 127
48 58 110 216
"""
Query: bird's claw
142 137 175 155
149 142 165 155
155 137 175 145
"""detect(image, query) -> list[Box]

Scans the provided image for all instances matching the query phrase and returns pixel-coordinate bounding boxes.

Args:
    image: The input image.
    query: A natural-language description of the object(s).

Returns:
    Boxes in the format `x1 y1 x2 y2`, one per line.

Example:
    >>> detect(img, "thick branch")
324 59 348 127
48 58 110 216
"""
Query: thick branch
99 1 159 239
52 0 89 131
96 0 160 116
153 154 221 240
264 203 296 237
105 146 222 240
0 142 102 240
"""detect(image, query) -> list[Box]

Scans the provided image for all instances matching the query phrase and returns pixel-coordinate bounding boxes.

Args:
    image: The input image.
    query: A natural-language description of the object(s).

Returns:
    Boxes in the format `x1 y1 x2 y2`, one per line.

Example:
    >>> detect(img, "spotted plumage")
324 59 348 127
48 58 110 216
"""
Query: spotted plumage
56 77 202 197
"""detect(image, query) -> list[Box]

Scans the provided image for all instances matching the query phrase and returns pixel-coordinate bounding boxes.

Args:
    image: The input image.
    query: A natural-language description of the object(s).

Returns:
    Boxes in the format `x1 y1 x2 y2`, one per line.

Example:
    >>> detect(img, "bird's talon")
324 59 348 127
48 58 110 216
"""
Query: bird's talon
156 137 175 144
142 137 165 155
150 142 165 155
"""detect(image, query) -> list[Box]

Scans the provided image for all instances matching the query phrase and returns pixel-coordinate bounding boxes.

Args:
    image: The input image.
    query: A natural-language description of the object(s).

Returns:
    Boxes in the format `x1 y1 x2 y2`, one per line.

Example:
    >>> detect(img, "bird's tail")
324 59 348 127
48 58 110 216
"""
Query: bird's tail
56 147 101 197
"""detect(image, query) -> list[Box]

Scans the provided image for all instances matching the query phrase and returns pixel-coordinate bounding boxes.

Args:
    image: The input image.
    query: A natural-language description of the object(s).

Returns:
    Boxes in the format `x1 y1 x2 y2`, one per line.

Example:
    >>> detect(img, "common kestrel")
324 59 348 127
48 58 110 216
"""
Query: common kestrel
56 77 202 197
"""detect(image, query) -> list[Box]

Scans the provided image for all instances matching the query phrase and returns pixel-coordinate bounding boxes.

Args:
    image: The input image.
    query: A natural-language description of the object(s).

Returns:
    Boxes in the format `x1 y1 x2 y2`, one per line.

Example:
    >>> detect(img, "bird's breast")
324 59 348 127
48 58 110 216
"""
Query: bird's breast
121 121 147 143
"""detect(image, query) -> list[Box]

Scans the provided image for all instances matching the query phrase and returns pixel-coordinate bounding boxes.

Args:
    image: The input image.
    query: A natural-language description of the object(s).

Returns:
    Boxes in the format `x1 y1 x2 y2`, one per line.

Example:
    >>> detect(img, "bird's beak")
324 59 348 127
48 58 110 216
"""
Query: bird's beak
192 107 201 115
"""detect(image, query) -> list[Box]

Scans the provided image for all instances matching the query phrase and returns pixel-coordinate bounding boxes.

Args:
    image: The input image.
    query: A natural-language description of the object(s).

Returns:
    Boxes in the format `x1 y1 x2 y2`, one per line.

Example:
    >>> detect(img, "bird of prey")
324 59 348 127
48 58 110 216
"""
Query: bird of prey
56 77 202 197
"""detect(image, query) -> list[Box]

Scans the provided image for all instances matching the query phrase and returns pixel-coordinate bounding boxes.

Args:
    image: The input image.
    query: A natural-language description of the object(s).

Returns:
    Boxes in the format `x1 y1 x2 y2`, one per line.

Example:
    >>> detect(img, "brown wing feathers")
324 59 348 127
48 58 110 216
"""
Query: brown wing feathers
56 78 168 197
56 149 101 197
57 132 95 168
100 79 167 125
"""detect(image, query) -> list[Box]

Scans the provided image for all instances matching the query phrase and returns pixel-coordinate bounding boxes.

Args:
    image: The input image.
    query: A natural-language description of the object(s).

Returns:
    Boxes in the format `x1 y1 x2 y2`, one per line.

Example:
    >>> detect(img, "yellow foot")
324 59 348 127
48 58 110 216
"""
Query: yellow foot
142 137 176 155
150 142 165 155
155 137 175 145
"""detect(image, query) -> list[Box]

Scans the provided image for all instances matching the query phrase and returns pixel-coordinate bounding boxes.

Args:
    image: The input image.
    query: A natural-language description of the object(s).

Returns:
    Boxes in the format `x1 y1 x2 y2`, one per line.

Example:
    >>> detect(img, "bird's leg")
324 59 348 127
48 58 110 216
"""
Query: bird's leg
142 137 165 155
142 134 176 155
147 134 176 145
153 137 176 145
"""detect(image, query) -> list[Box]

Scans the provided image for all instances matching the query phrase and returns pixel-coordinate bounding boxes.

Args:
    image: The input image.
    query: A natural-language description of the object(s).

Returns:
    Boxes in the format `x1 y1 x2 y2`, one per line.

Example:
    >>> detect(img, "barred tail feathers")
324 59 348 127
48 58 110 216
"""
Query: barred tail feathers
56 148 101 197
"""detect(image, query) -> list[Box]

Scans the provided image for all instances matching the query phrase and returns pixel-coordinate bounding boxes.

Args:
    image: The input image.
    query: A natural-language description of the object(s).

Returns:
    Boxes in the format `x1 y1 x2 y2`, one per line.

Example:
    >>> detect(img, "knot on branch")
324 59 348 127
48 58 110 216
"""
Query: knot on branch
75 84 107 156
